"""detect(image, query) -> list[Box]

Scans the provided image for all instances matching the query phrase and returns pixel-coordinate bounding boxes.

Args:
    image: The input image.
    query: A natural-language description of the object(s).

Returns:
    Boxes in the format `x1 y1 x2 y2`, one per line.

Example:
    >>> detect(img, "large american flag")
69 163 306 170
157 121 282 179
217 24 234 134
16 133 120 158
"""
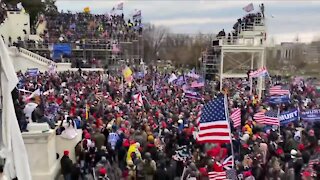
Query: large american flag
269 85 290 96
254 110 279 126
197 96 231 144
208 171 227 180
230 108 241 128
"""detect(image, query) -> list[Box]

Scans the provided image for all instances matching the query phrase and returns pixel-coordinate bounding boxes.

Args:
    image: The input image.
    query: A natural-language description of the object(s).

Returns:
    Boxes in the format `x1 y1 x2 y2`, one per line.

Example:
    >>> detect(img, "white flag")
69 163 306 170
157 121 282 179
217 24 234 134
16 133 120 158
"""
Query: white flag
26 88 41 100
48 63 56 75
168 73 177 83
116 2 124 10
0 38 32 180
17 2 24 10
243 3 254 12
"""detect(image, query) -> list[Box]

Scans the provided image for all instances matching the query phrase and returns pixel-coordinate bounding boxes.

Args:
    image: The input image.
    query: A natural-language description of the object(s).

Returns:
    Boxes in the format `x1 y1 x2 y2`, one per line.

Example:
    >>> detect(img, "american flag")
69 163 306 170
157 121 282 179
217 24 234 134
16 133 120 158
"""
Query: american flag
132 93 143 106
222 155 233 170
249 67 268 78
185 90 202 100
95 92 104 102
133 10 141 20
191 80 205 88
308 158 319 166
269 85 290 96
226 169 237 180
208 171 227 180
254 110 279 126
197 96 231 144
243 3 254 12
230 108 241 128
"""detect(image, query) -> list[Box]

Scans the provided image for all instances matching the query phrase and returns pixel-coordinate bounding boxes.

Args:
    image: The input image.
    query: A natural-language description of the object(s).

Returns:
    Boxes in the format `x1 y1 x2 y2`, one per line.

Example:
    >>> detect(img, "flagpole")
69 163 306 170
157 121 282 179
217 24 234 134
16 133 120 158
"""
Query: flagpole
277 106 281 134
250 76 253 95
121 75 124 101
0 57 2 111
224 94 235 169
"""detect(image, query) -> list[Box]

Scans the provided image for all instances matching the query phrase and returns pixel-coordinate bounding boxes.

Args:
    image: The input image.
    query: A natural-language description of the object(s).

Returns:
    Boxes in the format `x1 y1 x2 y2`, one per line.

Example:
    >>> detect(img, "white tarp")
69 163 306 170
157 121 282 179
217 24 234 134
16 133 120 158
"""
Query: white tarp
0 38 32 180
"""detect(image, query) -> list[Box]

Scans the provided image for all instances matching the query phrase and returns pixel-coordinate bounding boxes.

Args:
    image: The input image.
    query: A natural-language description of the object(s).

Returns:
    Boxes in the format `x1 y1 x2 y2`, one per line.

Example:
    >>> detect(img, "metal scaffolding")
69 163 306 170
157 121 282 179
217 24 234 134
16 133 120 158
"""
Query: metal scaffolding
207 15 267 98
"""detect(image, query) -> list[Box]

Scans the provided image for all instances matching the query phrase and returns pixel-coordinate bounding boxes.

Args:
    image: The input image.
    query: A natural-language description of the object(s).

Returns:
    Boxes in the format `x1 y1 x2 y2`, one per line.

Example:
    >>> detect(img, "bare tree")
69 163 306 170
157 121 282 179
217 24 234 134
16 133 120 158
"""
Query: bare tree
143 24 214 67
143 23 169 62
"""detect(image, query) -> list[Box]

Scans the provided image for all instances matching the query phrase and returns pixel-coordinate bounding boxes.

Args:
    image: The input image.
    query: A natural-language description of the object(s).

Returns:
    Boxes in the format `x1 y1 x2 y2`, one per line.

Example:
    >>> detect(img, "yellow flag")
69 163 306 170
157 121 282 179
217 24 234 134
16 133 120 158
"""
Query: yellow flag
84 7 90 13
122 66 132 79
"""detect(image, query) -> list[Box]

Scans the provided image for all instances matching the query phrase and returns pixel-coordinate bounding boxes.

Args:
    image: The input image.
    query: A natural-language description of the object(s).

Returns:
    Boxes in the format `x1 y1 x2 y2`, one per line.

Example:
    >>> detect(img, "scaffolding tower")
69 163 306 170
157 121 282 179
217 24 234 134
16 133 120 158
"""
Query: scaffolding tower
206 13 267 98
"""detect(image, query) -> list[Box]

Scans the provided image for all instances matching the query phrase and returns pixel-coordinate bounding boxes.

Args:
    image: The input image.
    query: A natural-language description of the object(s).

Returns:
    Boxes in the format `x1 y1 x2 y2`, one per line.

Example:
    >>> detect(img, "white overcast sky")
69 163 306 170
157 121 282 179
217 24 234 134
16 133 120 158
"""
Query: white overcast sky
55 0 320 44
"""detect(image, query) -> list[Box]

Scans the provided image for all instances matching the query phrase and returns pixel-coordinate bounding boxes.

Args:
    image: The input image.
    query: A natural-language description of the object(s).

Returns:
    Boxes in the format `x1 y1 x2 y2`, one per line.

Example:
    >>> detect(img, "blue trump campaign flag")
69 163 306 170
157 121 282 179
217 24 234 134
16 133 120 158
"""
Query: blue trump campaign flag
26 68 39 76
300 109 320 122
279 109 299 126
268 95 290 104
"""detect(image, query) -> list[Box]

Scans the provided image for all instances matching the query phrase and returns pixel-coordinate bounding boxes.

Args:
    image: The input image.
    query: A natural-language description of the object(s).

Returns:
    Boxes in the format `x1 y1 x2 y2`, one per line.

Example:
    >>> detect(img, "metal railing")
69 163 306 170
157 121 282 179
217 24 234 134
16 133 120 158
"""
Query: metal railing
216 36 265 46
22 42 112 50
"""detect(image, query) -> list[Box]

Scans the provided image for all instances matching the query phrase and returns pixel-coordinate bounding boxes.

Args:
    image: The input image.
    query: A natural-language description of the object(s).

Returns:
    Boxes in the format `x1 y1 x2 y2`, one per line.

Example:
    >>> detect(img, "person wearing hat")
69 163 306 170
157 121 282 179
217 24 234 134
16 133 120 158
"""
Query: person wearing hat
144 135 158 161
95 146 111 165
98 167 108 180
287 150 304 180
60 150 73 180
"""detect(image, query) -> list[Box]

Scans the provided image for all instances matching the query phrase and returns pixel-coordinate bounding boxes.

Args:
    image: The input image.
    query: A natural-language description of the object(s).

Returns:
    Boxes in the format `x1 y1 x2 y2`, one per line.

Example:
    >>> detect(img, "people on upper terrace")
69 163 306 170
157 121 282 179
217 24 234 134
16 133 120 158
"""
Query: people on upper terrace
216 29 225 38
35 11 142 45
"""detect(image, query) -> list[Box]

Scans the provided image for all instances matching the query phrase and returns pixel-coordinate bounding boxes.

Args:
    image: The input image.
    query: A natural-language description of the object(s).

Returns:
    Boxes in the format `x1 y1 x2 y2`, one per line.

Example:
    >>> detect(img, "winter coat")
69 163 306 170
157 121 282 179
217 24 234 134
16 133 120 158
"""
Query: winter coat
144 143 158 161
60 155 73 175
93 132 106 150
154 168 170 180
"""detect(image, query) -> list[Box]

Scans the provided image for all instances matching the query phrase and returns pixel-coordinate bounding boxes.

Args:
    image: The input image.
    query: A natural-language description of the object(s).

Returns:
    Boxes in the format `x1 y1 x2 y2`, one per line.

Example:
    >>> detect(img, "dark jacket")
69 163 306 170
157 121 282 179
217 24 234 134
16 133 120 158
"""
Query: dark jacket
93 132 106 150
60 155 73 175
144 143 158 161
154 168 169 180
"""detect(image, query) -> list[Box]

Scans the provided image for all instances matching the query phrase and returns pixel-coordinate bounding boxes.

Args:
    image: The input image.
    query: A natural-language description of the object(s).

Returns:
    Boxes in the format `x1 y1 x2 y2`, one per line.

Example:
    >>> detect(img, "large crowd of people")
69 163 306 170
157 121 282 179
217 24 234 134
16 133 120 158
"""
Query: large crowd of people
11 68 320 180
41 12 142 43
2 2 319 180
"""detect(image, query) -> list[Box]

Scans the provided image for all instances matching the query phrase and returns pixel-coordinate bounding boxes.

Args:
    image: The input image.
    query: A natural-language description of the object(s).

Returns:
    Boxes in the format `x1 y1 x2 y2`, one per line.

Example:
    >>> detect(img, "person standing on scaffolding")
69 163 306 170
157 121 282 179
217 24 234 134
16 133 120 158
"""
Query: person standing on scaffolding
260 3 265 18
